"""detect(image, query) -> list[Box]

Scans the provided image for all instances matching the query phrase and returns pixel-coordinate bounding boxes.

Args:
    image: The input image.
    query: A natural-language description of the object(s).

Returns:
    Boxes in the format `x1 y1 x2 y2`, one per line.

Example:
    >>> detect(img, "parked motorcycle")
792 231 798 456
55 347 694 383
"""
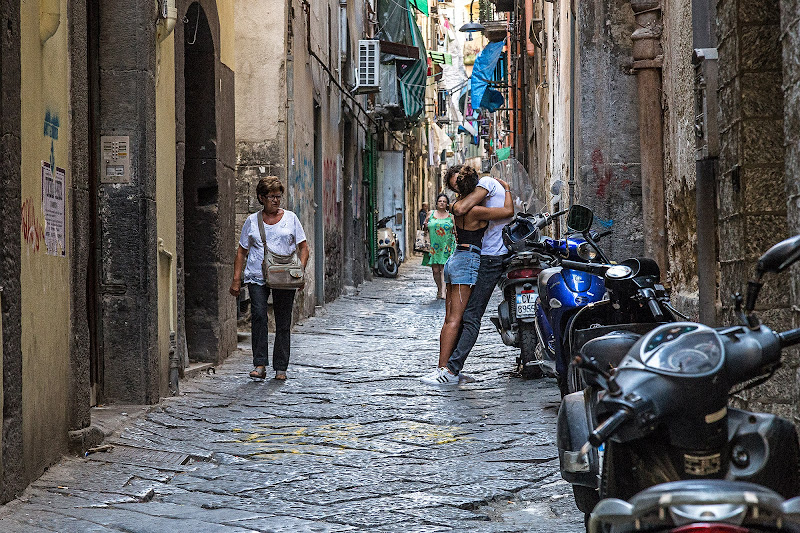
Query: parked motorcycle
376 214 401 278
570 234 800 532
555 249 687 515
491 205 598 379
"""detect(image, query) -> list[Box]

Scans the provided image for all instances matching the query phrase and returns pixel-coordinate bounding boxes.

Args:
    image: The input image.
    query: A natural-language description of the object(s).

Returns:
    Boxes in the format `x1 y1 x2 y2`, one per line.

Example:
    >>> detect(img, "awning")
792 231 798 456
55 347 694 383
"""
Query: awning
410 0 429 15
470 41 505 111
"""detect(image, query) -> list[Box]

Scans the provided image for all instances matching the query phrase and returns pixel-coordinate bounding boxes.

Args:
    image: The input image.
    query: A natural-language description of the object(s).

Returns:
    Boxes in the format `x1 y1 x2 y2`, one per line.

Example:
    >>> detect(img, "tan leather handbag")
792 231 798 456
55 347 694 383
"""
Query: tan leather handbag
258 214 305 289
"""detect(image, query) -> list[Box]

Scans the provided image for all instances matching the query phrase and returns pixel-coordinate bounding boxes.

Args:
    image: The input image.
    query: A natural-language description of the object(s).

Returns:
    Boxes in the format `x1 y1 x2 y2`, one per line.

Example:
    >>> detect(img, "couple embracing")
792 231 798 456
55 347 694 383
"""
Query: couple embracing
421 165 514 385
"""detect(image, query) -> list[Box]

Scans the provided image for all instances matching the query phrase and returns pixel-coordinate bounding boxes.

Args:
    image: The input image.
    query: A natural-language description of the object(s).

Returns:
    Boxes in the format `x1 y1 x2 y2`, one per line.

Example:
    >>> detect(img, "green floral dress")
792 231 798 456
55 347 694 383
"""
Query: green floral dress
422 212 456 266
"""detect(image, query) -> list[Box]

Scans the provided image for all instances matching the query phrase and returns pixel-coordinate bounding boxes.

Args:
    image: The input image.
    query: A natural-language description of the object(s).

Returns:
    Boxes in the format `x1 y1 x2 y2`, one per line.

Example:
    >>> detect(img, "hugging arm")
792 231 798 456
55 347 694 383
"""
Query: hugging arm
452 186 489 216
468 186 514 221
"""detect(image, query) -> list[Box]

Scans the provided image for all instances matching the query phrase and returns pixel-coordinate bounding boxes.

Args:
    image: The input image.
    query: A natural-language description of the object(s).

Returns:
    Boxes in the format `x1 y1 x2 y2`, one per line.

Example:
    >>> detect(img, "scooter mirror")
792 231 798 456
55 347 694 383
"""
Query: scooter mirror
757 234 800 275
566 204 594 233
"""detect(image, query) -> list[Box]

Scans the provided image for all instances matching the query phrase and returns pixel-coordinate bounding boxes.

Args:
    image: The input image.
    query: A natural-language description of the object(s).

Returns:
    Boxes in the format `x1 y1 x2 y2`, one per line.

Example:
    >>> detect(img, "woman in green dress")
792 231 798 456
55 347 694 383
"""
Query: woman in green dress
422 193 456 299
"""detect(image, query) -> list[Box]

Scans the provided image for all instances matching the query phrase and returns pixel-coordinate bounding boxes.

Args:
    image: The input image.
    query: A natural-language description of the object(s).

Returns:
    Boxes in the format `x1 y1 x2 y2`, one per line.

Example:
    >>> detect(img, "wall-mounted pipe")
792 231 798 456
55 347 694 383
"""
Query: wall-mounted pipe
525 0 535 56
40 0 61 43
156 0 178 43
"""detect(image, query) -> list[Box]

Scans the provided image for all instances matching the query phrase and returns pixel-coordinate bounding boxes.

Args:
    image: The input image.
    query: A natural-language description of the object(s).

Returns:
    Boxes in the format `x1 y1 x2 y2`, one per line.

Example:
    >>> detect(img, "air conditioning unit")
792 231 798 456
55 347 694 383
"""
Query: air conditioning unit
355 40 380 94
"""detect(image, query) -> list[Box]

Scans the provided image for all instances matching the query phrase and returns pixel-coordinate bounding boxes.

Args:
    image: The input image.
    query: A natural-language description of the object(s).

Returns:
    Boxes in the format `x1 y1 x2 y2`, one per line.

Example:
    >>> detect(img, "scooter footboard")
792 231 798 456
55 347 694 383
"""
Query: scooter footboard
557 390 599 488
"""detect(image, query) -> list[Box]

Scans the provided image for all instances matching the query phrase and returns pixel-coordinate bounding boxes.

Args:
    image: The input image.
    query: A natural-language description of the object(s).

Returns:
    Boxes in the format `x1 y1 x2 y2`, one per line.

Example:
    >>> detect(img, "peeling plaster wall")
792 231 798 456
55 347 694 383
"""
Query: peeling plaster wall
662 0 699 317
577 0 643 260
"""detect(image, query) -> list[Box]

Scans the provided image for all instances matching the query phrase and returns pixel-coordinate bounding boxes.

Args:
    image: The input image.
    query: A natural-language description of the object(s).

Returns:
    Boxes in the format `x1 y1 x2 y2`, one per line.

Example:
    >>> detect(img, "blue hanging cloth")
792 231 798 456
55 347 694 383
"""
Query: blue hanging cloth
470 41 505 111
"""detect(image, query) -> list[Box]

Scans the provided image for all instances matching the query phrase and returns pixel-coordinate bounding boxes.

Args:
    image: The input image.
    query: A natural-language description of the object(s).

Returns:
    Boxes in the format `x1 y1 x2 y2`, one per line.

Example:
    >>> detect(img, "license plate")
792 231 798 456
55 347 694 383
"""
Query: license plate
516 291 537 318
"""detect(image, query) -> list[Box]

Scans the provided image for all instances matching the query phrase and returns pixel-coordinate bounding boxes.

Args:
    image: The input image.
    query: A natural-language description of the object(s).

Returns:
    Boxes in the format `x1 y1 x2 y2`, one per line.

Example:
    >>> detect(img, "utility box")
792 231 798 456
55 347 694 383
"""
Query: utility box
100 135 132 184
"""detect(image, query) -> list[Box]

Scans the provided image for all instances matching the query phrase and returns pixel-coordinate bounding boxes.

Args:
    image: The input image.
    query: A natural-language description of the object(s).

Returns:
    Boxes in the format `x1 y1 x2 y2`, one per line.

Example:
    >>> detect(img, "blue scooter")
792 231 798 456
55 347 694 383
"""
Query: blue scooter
530 205 610 396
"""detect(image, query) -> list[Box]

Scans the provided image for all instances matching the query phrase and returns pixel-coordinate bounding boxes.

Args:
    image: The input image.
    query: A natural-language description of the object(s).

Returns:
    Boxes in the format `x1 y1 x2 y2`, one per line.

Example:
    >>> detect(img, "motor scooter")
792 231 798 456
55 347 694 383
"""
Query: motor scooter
375 215 401 278
554 251 686 515
568 234 800 532
491 207 600 378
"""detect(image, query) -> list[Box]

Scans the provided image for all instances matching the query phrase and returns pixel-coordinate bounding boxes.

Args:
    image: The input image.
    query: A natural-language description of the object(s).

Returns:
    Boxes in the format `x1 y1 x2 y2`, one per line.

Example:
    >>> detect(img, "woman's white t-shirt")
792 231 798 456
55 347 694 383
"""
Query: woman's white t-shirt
239 210 307 285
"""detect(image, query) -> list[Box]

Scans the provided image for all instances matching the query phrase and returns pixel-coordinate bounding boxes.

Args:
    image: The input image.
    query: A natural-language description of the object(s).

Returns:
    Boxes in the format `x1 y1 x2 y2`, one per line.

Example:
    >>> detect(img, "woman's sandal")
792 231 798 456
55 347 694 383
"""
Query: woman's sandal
274 371 287 381
249 367 266 381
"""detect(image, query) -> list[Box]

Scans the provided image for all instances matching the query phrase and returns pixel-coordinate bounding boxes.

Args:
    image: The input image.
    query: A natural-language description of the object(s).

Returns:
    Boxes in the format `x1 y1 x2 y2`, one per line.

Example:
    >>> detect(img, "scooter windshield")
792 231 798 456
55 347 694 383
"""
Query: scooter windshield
639 325 724 375
490 159 542 214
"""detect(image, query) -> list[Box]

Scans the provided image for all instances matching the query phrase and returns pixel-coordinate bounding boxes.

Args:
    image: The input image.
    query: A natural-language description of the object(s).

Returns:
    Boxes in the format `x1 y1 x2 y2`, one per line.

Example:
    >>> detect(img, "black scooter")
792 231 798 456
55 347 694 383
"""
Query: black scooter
555 253 686 514
570 234 800 532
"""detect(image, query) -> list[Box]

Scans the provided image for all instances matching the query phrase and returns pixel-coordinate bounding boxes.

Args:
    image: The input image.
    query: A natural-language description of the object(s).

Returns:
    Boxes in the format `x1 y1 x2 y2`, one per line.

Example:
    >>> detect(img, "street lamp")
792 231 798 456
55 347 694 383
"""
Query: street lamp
459 0 485 40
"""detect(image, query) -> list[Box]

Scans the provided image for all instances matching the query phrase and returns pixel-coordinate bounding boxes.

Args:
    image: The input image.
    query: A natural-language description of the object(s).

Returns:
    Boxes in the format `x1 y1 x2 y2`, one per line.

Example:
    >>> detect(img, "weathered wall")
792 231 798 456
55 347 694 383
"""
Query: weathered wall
156 15 178 397
577 0 643 260
20 0 73 481
662 0 699 316
0 0 26 503
781 0 800 421
716 0 792 414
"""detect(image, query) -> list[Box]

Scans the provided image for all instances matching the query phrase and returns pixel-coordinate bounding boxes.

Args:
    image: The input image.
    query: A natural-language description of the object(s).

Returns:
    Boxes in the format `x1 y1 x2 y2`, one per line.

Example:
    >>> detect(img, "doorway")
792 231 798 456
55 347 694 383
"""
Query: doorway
87 0 101 405
182 2 219 362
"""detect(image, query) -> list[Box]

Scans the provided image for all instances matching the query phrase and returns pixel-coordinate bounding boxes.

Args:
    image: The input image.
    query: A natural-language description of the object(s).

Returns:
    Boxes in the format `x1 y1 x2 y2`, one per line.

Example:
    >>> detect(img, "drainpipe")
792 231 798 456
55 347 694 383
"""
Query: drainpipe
630 0 666 274
568 0 576 207
507 22 515 155
525 0 535 57
40 0 61 43
158 239 179 394
156 0 178 43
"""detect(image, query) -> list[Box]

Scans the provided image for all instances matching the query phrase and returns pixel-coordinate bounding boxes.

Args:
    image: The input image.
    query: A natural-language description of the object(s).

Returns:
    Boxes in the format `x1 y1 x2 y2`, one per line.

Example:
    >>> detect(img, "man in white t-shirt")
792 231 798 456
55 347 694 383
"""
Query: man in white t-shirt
446 168 513 379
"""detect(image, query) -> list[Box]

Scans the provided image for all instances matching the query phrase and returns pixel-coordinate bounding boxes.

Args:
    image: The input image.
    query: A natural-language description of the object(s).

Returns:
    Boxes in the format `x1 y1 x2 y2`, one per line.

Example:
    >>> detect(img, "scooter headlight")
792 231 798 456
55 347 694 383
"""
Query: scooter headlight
577 242 598 261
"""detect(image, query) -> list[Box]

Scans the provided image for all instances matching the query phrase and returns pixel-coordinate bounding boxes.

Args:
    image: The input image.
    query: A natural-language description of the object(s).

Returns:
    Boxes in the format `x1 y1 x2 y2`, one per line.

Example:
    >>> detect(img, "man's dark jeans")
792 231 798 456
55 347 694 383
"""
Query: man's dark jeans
447 254 506 375
248 283 296 371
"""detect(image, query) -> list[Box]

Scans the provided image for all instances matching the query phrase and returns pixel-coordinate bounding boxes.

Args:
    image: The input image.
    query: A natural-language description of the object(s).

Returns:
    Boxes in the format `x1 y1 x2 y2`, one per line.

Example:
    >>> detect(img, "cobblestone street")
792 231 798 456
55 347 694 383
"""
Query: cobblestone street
0 262 583 532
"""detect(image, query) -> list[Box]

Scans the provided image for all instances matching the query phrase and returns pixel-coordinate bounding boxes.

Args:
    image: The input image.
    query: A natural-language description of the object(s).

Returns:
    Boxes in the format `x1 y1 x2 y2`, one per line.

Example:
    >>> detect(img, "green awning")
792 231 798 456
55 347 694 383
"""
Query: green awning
410 0 429 15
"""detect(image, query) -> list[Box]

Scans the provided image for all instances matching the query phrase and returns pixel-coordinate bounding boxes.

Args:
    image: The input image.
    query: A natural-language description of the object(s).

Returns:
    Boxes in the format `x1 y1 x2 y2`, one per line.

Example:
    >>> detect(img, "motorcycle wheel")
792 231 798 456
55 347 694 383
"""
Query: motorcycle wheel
518 323 544 379
377 255 399 278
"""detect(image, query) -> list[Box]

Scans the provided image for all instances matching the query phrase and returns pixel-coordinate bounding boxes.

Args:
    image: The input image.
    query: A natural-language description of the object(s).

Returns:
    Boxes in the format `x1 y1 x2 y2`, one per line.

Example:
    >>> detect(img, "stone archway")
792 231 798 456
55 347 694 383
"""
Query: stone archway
176 1 236 365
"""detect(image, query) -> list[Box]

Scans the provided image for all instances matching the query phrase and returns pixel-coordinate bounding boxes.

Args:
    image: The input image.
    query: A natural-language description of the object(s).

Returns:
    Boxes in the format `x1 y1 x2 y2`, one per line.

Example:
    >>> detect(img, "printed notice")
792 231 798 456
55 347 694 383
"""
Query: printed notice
42 161 66 256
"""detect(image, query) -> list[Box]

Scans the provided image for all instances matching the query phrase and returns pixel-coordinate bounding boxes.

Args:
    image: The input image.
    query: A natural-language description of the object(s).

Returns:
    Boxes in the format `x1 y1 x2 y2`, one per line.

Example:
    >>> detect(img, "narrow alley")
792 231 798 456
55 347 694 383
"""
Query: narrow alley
0 263 583 532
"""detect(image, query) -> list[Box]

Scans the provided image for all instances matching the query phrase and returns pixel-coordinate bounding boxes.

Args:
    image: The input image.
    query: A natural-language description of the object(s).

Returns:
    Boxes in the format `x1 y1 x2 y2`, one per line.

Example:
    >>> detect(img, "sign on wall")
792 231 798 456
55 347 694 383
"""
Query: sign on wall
41 161 66 256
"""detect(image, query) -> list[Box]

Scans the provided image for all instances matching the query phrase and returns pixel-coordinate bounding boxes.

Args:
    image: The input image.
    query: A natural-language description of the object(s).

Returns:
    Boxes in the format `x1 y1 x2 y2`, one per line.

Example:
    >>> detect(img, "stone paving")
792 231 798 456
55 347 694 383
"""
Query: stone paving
0 262 584 532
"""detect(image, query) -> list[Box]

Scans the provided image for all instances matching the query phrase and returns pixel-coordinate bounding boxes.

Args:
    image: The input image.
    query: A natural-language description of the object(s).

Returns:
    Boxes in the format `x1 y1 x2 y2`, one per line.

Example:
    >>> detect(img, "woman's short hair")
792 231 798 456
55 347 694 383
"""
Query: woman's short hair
449 166 479 196
256 176 284 203
436 193 450 206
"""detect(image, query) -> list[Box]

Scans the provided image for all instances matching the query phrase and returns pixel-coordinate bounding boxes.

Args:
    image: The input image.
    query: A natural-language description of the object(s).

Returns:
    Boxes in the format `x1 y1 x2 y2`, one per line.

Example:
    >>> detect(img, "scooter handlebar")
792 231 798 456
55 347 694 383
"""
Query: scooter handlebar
559 259 609 276
588 408 632 448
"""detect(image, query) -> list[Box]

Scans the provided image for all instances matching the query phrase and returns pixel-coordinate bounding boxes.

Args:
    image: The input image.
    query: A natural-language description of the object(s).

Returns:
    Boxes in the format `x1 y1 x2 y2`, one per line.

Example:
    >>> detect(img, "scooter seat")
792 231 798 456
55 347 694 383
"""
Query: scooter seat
580 330 641 370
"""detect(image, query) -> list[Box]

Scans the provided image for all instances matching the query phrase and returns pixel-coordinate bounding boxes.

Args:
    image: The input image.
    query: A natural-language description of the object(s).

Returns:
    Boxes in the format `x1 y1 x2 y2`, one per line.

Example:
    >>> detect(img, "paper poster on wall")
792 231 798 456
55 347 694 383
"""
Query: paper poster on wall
41 161 66 256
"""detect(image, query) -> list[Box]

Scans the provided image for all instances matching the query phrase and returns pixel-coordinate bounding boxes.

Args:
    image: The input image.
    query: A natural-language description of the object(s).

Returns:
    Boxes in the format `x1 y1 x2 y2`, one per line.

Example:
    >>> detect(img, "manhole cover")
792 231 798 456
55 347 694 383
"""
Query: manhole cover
87 445 190 470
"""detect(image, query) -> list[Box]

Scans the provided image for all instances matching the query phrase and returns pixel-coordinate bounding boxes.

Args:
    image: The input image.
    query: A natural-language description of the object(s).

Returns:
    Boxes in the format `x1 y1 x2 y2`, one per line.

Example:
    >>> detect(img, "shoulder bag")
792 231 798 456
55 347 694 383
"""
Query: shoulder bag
258 213 305 289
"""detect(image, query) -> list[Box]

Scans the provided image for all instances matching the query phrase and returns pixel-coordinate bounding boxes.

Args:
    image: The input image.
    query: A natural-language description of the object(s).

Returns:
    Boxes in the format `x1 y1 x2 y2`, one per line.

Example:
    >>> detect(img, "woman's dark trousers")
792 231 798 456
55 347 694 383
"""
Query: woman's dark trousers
248 283 296 371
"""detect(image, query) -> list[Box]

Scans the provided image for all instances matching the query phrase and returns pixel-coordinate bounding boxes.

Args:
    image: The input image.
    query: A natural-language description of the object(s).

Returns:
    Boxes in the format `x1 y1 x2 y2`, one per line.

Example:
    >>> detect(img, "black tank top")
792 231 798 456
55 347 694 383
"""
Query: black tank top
456 223 487 248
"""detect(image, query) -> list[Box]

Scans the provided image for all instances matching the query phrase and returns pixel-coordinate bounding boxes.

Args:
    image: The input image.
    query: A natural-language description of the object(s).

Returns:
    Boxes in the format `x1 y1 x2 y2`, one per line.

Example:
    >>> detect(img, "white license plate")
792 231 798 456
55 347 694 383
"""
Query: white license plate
516 291 537 318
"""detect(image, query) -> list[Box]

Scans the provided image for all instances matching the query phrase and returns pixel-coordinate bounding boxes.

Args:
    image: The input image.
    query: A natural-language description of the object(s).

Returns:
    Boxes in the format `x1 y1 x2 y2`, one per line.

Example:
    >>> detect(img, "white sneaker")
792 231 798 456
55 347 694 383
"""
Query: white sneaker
458 372 477 384
420 367 460 385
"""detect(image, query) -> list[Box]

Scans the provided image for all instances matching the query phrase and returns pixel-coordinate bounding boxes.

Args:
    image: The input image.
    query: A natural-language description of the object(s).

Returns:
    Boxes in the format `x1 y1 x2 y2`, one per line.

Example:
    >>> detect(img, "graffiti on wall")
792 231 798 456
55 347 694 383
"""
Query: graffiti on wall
21 198 46 253
322 158 340 228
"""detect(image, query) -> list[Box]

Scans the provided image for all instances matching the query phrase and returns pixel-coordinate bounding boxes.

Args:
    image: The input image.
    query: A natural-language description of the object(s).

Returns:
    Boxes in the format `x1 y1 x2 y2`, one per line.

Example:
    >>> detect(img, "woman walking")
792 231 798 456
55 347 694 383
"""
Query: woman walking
230 176 309 381
421 193 456 299
421 166 513 385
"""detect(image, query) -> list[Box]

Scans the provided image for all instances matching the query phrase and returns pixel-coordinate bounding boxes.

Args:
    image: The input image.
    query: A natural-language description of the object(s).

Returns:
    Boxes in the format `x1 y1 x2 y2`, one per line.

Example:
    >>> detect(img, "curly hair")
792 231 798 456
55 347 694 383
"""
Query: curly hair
449 166 479 196
256 176 284 204
435 193 450 207
444 165 462 193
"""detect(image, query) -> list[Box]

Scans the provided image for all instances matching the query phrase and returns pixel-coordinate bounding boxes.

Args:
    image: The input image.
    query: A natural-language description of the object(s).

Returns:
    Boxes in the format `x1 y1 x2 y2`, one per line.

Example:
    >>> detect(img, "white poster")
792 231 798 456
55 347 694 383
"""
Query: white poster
42 161 66 256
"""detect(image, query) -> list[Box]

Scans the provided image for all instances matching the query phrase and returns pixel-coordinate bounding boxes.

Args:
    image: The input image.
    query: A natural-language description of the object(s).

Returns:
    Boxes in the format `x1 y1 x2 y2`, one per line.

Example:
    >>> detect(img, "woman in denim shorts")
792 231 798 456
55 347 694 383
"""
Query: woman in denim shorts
421 166 513 385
